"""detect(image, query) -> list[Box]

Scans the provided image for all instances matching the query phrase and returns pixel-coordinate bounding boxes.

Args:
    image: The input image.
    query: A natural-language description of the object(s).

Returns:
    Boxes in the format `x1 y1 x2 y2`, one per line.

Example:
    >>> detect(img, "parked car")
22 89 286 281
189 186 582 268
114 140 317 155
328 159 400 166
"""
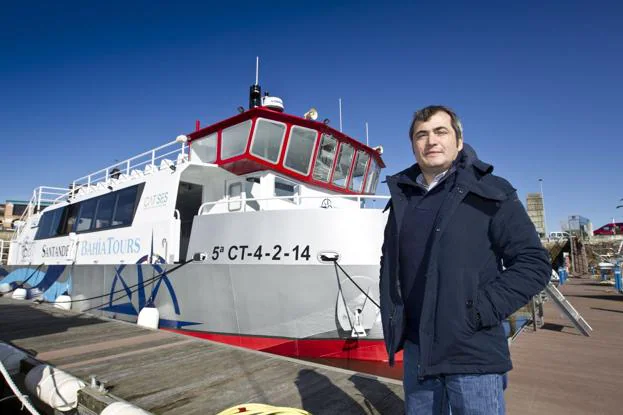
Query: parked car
549 231 569 239
593 223 623 235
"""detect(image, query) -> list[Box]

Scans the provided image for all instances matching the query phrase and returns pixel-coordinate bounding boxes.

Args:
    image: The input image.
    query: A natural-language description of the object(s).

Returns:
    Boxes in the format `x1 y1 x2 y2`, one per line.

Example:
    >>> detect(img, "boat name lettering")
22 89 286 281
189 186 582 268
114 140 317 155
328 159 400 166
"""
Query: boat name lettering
80 237 141 256
210 245 311 261
143 193 168 209
42 244 71 258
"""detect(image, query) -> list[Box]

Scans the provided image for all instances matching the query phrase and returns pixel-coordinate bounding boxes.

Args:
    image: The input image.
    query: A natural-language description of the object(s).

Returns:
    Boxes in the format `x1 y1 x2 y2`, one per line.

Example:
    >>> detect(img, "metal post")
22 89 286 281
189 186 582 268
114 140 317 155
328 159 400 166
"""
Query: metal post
539 178 548 237
530 297 538 331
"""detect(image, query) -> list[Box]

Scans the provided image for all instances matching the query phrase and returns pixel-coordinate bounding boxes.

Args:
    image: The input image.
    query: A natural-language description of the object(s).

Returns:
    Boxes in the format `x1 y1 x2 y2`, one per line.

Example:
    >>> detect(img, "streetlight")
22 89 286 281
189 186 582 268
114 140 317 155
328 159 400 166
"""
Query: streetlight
538 178 548 237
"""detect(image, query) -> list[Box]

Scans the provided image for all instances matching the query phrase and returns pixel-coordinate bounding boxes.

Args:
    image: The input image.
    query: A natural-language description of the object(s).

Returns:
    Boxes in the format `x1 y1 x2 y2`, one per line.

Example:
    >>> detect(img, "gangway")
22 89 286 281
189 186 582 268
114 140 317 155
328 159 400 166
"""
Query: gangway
543 282 592 336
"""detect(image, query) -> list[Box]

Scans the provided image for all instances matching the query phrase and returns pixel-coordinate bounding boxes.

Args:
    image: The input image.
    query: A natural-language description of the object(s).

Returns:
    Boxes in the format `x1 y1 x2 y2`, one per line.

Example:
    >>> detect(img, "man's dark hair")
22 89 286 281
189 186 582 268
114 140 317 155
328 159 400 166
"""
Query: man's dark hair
409 105 463 144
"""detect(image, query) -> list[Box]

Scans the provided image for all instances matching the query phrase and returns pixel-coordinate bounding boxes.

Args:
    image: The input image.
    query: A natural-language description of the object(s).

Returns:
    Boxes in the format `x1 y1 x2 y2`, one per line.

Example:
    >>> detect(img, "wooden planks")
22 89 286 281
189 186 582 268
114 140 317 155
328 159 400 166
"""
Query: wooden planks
506 277 623 414
0 299 404 414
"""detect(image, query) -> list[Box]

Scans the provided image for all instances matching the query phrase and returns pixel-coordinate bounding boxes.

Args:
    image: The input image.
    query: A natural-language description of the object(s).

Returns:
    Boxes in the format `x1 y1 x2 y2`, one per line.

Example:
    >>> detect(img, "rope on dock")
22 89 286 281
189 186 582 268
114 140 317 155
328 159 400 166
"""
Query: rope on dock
0 351 41 415
215 403 311 415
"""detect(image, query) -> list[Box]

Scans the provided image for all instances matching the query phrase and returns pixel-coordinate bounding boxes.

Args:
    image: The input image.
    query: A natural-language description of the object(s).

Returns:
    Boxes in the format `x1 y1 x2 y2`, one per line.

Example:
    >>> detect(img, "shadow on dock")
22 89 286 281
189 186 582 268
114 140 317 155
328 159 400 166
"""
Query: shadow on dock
294 369 404 414
349 374 404 414
0 303 106 345
295 369 366 414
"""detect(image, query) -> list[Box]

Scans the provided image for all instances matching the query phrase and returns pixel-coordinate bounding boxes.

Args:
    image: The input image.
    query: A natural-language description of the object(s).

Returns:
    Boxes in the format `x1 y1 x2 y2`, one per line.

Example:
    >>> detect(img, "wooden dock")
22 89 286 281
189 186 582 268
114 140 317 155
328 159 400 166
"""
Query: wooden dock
0 298 404 414
506 276 623 414
2 275 623 414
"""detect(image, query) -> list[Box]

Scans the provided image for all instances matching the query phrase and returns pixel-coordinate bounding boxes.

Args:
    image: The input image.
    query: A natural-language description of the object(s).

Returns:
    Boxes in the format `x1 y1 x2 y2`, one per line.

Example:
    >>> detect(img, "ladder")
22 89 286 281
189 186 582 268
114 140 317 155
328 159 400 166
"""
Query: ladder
543 282 592 336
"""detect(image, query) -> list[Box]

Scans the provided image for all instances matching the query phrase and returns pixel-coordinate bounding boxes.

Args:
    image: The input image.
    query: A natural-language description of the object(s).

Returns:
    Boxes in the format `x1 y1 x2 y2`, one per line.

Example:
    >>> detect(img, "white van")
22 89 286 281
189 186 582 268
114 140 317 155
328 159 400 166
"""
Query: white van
549 231 569 240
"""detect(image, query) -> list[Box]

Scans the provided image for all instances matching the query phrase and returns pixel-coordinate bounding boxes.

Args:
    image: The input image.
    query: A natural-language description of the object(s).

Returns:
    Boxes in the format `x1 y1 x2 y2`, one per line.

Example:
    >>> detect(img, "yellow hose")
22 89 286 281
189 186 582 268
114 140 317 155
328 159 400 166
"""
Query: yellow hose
215 403 311 415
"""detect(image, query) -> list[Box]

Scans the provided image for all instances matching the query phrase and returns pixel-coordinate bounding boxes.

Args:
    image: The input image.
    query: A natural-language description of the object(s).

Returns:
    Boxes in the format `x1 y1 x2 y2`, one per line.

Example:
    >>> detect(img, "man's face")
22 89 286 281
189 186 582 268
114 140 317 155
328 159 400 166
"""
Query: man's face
411 111 463 174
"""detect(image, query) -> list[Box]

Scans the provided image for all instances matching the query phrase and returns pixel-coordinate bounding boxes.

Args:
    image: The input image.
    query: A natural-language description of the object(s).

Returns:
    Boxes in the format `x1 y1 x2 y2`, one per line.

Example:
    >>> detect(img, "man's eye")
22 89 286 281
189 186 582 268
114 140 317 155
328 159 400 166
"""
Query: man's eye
437 130 448 135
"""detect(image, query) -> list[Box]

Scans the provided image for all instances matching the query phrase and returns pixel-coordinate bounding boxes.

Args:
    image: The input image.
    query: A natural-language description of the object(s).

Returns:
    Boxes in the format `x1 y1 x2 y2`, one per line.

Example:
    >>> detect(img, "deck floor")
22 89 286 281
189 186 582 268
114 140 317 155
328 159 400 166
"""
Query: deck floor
506 276 623 414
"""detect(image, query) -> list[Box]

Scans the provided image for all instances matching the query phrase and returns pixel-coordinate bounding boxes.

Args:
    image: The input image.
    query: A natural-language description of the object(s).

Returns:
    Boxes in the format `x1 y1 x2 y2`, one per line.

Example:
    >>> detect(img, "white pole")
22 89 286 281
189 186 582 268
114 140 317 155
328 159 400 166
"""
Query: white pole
255 56 259 85
339 98 343 132
539 178 548 237
365 122 369 146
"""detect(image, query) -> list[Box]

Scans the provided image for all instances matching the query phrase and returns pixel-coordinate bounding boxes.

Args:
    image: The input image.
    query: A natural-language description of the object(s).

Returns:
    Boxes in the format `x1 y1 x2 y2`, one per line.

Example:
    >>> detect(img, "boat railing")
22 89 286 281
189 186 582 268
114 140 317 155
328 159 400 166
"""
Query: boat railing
71 140 189 193
0 239 8 265
198 194 391 215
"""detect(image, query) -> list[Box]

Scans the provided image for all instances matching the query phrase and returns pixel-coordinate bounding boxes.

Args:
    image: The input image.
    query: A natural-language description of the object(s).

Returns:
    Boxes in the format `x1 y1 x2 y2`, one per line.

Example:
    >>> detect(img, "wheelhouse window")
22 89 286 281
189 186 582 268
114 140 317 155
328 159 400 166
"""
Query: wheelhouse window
331 143 355 188
364 159 381 194
348 151 370 193
221 120 252 160
250 118 286 164
312 134 338 182
191 132 217 163
284 126 317 175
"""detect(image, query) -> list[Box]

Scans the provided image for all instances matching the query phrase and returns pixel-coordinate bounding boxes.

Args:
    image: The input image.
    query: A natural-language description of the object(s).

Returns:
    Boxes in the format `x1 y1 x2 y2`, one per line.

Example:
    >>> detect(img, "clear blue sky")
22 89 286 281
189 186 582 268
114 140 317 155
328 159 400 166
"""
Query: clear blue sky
1 1 622 231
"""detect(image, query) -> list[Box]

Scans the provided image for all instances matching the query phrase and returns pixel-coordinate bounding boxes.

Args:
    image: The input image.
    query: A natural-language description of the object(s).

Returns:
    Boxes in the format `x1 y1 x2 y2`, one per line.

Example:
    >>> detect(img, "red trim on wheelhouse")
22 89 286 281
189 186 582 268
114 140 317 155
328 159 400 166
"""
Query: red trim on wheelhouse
186 107 384 195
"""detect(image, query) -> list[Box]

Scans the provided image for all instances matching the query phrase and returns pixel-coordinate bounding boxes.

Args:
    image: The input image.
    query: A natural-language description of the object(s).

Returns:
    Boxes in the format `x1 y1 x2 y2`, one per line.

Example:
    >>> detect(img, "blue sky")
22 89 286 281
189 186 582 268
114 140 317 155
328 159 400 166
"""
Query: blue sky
1 1 622 231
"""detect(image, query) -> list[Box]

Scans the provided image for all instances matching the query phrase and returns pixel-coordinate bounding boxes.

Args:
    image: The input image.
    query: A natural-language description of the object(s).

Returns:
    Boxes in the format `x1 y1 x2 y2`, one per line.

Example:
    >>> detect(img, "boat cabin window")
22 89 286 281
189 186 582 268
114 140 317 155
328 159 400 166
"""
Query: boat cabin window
190 132 217 163
332 143 355 187
274 176 299 203
348 150 370 192
61 204 80 235
35 207 65 239
250 118 286 164
364 159 381 194
312 134 338 182
113 186 139 226
228 182 243 211
34 184 143 239
95 193 115 229
221 120 252 160
284 126 317 175
76 199 97 232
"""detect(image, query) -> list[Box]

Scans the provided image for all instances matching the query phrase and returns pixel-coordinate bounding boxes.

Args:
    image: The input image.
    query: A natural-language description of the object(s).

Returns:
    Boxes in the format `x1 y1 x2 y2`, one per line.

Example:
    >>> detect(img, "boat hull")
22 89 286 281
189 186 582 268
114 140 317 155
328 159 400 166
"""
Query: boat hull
0 262 399 363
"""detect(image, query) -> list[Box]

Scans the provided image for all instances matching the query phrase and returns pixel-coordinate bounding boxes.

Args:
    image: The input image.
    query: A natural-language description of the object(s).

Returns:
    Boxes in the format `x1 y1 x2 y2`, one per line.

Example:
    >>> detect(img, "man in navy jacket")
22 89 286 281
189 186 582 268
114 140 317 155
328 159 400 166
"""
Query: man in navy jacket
379 106 551 414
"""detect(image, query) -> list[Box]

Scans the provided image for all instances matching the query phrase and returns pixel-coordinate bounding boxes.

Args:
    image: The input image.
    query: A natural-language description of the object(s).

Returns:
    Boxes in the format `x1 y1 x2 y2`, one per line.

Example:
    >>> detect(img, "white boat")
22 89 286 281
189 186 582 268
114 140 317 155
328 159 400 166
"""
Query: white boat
1 83 395 362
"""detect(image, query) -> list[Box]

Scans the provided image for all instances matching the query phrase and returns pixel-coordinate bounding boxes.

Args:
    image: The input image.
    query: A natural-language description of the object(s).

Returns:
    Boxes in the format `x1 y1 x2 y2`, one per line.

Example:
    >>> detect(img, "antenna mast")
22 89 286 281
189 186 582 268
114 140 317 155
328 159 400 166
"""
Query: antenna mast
365 122 369 146
255 56 259 85
339 98 343 132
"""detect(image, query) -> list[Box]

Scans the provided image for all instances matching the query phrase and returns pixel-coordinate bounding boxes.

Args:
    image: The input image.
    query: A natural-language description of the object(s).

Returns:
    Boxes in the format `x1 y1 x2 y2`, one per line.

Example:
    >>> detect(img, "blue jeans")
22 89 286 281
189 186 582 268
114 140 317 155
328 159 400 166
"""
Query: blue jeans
403 340 506 414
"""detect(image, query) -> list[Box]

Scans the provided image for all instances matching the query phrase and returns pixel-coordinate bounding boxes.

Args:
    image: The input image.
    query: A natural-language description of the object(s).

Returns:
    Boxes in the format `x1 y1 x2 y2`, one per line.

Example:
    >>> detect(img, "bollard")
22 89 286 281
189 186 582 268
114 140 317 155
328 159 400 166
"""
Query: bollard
615 264 622 293
558 266 566 285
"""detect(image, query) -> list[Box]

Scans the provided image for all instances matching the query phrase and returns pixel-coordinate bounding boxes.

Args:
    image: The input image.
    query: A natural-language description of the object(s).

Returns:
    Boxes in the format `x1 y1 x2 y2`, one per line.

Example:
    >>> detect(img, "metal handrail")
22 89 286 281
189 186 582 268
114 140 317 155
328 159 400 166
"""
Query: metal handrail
0 240 8 265
198 194 390 215
71 140 188 190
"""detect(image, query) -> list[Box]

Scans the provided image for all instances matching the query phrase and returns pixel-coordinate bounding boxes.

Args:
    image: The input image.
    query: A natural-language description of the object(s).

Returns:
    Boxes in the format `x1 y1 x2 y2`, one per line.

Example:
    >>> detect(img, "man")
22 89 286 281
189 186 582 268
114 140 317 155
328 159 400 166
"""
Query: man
379 106 551 414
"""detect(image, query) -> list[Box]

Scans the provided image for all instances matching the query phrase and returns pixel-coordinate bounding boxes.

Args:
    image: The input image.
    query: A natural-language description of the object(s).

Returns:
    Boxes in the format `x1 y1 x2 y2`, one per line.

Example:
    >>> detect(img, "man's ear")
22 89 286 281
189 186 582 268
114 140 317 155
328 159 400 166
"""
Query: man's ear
457 138 464 151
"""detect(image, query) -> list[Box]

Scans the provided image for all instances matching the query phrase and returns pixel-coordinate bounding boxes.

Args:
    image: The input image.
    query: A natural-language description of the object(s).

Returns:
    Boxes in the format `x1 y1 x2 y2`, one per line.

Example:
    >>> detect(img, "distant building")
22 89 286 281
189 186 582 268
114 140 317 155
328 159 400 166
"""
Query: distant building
568 215 592 239
526 193 545 237
1 200 29 230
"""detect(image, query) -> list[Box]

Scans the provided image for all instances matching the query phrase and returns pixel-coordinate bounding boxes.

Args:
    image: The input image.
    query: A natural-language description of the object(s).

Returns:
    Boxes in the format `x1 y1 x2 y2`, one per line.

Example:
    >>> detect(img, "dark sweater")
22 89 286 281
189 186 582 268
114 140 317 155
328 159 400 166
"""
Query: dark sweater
399 174 453 344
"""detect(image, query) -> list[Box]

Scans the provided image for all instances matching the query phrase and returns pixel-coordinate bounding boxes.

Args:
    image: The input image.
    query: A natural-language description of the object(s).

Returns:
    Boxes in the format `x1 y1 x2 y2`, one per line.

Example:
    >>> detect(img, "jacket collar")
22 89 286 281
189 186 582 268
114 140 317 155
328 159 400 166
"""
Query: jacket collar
386 143 507 202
